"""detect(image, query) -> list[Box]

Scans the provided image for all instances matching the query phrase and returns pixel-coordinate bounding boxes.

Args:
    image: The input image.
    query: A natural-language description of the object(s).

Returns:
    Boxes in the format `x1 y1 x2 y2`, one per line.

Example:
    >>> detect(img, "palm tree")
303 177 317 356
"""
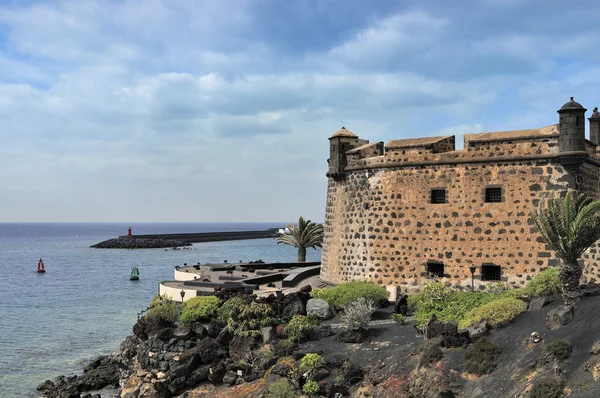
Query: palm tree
276 217 324 262
531 189 600 306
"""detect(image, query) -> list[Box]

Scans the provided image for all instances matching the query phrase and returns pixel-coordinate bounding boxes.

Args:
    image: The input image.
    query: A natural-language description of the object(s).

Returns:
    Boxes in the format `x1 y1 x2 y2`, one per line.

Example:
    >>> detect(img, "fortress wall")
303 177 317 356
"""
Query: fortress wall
579 162 600 283
321 159 573 292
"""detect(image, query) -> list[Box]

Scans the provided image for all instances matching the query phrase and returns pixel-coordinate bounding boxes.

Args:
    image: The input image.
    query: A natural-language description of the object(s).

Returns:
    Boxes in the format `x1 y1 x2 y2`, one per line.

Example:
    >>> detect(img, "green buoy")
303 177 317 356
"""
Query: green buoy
130 267 139 281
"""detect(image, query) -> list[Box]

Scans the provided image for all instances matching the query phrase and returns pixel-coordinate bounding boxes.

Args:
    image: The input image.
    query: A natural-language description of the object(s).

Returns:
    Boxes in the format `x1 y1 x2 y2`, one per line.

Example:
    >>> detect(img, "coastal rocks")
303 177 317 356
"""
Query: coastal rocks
91 238 191 249
307 299 335 320
528 296 554 311
335 329 369 344
37 355 121 398
229 336 255 363
460 321 489 342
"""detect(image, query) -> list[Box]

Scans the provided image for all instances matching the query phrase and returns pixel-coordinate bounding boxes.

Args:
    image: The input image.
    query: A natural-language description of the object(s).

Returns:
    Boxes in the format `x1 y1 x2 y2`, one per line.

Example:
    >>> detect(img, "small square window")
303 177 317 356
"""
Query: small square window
426 261 444 278
485 187 502 203
431 189 446 204
481 264 501 281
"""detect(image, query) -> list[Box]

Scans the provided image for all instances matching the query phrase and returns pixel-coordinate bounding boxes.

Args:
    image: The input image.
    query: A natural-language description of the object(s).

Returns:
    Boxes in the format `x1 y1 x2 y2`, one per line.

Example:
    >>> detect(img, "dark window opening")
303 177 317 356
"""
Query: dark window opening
482 264 501 281
485 187 502 203
426 261 444 278
431 189 446 204
576 117 580 126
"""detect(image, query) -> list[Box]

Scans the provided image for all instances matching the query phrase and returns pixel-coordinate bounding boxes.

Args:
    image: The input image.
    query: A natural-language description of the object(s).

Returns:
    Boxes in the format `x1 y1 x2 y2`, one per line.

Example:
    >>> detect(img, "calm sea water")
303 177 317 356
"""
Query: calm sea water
0 223 322 398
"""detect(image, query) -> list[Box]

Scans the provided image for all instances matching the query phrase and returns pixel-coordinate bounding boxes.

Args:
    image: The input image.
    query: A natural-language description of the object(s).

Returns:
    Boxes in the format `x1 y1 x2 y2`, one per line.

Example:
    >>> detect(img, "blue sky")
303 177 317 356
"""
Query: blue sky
1 0 600 222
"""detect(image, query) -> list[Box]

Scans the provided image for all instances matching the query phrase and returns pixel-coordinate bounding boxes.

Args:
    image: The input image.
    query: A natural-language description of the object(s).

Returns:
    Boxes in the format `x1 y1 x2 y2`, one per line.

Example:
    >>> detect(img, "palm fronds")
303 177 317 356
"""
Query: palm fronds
276 216 324 262
531 190 600 264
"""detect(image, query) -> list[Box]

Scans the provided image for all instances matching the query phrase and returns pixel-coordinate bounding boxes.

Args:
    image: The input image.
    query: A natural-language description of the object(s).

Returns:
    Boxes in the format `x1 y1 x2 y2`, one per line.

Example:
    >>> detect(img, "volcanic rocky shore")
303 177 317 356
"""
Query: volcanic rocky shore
37 286 600 398
91 238 191 249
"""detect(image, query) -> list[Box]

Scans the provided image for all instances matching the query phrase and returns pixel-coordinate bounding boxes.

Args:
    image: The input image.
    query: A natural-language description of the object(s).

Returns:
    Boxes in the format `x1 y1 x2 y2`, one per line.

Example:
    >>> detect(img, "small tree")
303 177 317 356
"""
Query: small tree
276 216 324 262
531 189 600 306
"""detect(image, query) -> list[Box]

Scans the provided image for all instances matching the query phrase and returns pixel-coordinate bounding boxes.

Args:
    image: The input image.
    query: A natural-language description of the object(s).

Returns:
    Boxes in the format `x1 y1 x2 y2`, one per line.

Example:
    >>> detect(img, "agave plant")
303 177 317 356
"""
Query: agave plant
276 216 324 262
531 189 600 306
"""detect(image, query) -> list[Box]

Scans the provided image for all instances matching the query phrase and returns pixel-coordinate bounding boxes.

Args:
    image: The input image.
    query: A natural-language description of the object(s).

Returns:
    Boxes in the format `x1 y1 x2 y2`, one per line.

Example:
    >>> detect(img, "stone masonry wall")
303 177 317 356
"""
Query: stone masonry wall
321 160 578 291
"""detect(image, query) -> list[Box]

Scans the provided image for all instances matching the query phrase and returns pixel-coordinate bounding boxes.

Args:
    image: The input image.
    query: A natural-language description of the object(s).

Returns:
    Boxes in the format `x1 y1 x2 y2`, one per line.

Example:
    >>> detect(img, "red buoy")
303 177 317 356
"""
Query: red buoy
37 258 46 273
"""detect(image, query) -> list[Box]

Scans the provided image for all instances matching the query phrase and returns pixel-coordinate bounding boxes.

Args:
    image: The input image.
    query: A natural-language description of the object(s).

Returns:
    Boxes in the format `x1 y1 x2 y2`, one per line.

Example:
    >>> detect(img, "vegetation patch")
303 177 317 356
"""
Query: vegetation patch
263 378 297 398
311 280 389 310
285 315 318 342
145 298 179 324
523 267 561 297
418 338 444 368
465 338 501 375
216 297 248 325
529 376 564 398
226 301 274 337
341 297 377 330
181 296 219 324
544 340 572 362
302 380 320 396
391 313 406 325
458 297 526 329
300 353 325 376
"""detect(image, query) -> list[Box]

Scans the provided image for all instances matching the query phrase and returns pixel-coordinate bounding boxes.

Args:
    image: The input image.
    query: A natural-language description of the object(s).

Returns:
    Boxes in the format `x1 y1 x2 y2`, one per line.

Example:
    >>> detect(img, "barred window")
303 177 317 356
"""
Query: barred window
482 264 501 281
431 189 446 204
485 187 503 203
426 261 444 278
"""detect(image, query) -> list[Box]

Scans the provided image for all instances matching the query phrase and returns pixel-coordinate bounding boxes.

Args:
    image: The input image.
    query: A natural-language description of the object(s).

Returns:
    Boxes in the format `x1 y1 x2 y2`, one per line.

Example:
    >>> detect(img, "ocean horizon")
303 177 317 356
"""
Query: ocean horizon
0 222 322 398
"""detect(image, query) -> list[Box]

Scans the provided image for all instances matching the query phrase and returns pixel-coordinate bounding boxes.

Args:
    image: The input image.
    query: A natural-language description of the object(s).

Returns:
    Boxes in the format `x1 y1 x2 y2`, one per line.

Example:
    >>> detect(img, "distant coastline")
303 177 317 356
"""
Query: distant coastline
91 228 281 248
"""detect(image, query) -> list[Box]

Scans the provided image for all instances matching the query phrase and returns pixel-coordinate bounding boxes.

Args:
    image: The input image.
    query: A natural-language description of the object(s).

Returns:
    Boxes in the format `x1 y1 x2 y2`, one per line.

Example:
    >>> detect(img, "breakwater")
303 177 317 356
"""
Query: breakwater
91 228 281 249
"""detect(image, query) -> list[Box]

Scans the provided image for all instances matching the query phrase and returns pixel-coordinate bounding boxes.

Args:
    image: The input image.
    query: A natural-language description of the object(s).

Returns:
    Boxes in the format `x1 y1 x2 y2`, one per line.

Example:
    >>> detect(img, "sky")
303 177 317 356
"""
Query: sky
1 0 600 223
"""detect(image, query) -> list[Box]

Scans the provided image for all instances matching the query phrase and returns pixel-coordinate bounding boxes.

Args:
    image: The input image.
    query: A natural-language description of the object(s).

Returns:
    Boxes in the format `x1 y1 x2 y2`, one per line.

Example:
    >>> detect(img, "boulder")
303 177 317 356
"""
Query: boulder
191 322 208 340
196 337 223 364
528 296 554 311
309 324 332 340
187 365 211 387
222 370 239 385
460 321 489 342
216 327 233 346
300 285 312 293
283 293 306 316
426 316 468 348
229 335 255 363
120 335 139 360
309 367 330 382
261 326 273 344
173 352 201 378
335 329 368 344
307 299 335 320
546 305 574 330
173 324 193 340
394 294 408 316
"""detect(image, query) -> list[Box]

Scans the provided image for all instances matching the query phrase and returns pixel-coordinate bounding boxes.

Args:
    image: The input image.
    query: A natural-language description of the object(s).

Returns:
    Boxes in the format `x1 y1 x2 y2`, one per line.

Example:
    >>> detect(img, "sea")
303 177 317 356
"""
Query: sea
0 223 322 398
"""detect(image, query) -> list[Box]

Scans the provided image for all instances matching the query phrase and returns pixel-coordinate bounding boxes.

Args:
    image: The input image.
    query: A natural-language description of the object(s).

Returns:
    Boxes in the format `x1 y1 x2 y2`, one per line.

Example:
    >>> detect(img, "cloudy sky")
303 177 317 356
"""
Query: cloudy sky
1 0 600 223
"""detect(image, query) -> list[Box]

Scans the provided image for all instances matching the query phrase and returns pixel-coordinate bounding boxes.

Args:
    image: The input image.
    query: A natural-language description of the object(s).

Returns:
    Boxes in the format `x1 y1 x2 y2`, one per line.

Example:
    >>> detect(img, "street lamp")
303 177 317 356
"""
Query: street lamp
180 289 186 302
469 266 477 291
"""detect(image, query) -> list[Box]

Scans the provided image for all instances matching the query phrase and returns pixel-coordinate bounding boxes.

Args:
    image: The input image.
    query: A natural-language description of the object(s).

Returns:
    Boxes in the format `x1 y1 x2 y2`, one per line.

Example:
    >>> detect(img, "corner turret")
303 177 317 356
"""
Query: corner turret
558 97 587 152
327 127 368 179
589 107 600 146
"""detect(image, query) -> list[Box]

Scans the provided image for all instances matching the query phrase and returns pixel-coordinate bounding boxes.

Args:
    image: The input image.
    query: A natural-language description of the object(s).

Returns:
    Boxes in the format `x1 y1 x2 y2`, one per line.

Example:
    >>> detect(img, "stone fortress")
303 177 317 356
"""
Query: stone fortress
320 97 600 291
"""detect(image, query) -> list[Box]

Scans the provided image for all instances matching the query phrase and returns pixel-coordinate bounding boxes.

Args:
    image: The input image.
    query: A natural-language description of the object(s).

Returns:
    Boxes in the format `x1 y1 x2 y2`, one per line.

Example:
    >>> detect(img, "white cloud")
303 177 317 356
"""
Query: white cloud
1 0 600 221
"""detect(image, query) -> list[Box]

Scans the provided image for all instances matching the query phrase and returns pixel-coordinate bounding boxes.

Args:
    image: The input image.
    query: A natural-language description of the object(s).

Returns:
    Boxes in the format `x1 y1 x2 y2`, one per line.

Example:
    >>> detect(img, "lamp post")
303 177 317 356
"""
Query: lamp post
180 289 186 303
469 266 477 291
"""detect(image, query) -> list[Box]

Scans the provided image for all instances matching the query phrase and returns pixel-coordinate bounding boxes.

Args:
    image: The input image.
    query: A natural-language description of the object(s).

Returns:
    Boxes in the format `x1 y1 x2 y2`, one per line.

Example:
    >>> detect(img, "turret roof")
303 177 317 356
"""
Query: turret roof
559 97 586 111
330 127 357 138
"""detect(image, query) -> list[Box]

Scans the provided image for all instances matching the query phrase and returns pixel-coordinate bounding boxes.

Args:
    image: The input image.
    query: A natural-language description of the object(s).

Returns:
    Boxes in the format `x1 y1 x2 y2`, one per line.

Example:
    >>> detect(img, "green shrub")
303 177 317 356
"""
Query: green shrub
465 338 501 375
181 296 219 324
410 283 504 328
226 301 274 337
285 315 316 342
145 300 179 324
216 297 247 324
544 340 572 362
149 294 167 308
529 377 564 398
418 338 443 367
300 353 325 375
523 267 561 297
391 313 406 325
458 297 526 329
302 380 320 396
263 378 297 398
275 339 296 356
311 281 389 310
